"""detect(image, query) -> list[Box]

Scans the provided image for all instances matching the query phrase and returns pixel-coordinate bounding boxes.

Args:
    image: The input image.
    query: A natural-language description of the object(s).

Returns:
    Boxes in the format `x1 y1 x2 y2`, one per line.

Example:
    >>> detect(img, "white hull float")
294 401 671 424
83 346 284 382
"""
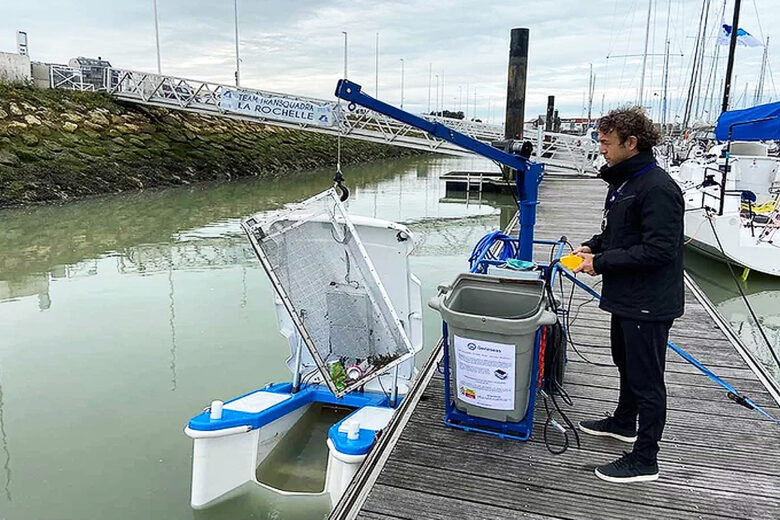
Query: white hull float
185 190 423 509
185 385 399 508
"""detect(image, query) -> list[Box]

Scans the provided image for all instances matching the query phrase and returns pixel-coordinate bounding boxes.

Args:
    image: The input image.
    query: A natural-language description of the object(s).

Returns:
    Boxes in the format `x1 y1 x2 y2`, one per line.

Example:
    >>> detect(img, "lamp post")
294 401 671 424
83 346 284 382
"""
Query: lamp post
153 0 161 74
234 0 241 87
375 32 379 97
441 72 445 116
434 74 440 118
399 58 405 109
427 63 432 112
342 31 348 79
465 82 469 118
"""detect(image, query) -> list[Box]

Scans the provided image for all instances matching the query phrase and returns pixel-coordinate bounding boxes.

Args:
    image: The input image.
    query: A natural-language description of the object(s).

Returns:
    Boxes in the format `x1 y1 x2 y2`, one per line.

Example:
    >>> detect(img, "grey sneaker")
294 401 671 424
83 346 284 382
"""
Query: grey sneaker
579 416 637 443
595 451 659 483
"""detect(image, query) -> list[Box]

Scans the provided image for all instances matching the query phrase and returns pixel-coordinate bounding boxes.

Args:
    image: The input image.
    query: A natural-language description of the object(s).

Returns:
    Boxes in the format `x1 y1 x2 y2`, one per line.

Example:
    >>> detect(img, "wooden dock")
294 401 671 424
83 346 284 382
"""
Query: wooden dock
332 177 780 520
441 168 595 196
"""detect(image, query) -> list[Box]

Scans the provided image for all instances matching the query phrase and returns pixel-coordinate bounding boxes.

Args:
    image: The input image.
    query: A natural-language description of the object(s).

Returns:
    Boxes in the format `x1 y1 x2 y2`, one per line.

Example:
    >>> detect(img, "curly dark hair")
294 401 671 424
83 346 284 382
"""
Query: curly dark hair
597 106 660 152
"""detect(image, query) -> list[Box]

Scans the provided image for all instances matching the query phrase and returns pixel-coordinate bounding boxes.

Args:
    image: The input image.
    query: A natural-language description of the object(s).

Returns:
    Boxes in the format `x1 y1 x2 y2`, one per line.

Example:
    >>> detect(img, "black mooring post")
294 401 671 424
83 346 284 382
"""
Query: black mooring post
553 109 561 133
505 28 529 140
545 95 555 132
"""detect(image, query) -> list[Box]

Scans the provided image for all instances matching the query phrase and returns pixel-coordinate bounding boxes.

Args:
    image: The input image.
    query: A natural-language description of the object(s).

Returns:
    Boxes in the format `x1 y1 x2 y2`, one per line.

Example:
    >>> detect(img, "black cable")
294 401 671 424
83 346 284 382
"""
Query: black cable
551 389 580 448
705 214 780 368
539 266 582 454
542 393 569 455
559 274 613 366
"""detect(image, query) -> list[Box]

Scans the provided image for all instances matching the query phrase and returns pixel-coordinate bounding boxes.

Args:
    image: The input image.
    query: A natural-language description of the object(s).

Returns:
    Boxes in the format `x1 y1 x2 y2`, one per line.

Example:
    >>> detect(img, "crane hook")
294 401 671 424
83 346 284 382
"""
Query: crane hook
333 170 350 202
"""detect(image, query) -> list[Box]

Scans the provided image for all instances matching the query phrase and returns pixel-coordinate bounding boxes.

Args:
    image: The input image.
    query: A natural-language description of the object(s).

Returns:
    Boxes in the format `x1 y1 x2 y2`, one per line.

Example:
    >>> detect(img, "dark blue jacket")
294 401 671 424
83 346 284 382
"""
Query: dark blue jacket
583 151 685 321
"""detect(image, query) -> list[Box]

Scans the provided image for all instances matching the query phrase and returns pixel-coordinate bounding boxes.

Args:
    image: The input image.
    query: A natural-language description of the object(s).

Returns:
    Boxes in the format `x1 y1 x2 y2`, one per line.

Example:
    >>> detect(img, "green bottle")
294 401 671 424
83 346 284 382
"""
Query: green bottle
329 360 347 391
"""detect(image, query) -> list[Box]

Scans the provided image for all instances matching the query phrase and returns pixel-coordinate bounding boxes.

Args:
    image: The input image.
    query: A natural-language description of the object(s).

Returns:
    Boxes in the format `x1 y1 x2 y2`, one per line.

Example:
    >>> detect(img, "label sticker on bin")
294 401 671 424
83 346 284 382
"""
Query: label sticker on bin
453 335 516 411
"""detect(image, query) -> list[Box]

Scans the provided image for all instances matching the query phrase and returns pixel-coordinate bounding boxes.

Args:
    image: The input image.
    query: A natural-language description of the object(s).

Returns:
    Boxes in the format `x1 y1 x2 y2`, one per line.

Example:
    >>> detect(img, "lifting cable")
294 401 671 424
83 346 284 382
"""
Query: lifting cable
704 213 780 369
333 98 349 202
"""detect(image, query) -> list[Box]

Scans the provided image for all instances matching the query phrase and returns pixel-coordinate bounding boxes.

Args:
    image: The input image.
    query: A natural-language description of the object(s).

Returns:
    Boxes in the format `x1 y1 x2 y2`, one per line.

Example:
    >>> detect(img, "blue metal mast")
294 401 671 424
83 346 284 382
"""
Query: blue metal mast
334 79 544 261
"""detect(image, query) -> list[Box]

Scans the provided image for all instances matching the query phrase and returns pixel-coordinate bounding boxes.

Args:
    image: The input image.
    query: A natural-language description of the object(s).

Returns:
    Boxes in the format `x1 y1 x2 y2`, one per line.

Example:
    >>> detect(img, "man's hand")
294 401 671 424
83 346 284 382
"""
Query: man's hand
572 245 592 255
573 252 597 276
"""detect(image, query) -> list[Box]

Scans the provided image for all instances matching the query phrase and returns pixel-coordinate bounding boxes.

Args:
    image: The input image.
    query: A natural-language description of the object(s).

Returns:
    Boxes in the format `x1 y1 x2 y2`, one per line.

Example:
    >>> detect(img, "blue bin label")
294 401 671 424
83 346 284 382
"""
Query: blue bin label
453 335 516 411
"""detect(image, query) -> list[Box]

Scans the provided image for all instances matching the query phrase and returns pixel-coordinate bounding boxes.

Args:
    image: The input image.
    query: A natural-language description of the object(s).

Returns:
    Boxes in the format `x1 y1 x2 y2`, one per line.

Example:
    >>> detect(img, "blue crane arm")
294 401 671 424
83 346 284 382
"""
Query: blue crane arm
333 79 543 262
334 80 531 172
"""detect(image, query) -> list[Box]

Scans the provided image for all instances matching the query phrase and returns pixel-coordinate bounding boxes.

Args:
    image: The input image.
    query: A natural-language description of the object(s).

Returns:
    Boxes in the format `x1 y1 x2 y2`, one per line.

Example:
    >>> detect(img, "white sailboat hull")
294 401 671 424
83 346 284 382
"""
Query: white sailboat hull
672 146 780 277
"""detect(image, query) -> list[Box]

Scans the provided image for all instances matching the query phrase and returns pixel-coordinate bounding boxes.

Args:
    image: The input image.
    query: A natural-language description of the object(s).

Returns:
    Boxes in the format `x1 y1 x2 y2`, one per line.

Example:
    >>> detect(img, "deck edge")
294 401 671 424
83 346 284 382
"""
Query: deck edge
683 270 780 405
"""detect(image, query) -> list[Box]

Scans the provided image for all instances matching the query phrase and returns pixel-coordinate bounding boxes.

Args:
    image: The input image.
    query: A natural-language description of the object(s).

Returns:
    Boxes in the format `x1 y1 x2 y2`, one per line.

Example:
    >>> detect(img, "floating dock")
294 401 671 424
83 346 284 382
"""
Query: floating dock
332 177 780 520
442 167 595 196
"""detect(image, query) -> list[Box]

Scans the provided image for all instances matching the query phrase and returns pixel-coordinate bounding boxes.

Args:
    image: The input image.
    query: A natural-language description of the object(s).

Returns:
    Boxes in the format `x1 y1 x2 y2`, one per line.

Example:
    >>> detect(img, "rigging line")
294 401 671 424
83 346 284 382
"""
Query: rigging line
768 61 778 102
683 0 708 129
747 0 776 102
694 0 712 120
750 0 765 41
606 0 626 58
704 214 780 370
699 1 725 121
616 2 641 104
649 0 658 112
672 0 694 115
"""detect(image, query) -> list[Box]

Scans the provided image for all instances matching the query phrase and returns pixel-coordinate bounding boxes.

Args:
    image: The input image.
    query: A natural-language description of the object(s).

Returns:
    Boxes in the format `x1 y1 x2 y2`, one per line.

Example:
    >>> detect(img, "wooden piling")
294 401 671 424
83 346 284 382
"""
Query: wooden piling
504 28 529 140
545 95 555 132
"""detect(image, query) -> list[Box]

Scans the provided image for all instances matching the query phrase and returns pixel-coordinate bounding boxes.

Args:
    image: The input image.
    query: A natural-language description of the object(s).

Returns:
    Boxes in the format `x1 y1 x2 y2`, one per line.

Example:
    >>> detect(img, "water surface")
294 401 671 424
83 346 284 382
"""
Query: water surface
0 154 512 520
1 154 776 520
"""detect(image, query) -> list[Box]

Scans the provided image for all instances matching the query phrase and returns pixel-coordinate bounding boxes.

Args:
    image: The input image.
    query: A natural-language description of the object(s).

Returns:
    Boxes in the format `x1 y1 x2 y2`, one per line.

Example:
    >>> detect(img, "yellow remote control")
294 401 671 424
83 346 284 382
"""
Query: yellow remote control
559 254 584 270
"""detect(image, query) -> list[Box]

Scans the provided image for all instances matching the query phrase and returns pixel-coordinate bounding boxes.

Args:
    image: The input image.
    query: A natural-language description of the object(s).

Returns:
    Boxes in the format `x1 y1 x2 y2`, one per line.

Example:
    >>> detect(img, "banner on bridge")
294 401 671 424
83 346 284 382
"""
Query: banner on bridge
219 89 335 127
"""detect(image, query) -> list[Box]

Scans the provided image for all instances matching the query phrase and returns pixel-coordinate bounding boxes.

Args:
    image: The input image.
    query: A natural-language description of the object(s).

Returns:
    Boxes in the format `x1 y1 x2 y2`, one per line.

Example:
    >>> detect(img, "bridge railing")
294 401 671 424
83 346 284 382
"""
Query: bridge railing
103 68 594 174
104 68 500 154
529 126 599 175
50 65 95 91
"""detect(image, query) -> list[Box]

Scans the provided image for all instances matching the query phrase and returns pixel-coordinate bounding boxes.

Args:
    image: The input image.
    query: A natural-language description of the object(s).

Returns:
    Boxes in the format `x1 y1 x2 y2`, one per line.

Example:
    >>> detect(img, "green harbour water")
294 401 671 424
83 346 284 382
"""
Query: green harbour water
0 155 513 520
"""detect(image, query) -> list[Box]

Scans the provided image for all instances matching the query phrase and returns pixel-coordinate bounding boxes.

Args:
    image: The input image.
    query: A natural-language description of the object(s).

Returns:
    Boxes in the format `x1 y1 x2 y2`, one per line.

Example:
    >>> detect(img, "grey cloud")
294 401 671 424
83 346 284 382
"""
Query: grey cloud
1 0 776 121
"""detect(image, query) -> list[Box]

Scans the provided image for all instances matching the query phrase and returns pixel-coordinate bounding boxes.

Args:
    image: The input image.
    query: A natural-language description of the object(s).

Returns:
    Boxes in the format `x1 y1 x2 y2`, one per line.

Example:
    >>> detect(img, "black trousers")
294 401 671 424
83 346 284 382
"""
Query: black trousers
610 314 672 465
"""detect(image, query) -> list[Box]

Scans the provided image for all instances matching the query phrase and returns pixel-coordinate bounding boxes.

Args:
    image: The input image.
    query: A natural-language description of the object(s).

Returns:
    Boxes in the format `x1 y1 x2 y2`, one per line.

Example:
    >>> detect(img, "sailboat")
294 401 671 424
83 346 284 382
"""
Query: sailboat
667 0 780 277
670 105 780 276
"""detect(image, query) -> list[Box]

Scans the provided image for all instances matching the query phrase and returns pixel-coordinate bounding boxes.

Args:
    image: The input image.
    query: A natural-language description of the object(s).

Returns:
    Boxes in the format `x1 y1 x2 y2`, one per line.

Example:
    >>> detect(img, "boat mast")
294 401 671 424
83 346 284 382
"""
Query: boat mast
663 40 670 131
755 36 769 105
693 0 712 121
638 0 652 107
721 0 742 113
683 0 709 130
662 0 671 132
704 0 728 122
587 63 594 124
718 0 743 217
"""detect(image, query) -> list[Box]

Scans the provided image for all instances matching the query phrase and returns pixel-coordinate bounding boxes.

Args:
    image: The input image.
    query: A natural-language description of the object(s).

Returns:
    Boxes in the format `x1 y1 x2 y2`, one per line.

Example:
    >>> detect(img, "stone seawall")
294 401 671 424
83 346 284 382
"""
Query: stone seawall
0 83 423 207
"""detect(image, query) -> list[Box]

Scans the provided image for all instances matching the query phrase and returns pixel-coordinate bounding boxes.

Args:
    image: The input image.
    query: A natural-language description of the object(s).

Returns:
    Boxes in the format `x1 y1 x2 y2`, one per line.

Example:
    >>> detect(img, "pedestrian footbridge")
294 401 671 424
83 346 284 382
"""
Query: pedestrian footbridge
102 68 597 174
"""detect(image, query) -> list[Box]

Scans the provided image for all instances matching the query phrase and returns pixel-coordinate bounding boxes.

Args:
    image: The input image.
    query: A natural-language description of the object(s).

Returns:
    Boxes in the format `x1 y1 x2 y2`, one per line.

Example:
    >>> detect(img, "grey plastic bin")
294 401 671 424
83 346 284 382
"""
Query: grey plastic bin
428 273 557 422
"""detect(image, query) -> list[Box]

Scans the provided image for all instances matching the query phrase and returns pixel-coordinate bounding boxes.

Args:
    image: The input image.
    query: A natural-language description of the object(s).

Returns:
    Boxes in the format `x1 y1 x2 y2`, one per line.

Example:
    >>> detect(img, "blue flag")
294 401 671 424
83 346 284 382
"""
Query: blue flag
718 18 764 47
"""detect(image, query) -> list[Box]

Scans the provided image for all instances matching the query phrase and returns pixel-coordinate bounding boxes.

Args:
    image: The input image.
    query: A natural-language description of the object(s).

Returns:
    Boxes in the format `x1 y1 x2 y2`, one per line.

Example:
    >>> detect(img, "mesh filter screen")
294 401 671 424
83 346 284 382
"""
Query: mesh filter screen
242 189 413 397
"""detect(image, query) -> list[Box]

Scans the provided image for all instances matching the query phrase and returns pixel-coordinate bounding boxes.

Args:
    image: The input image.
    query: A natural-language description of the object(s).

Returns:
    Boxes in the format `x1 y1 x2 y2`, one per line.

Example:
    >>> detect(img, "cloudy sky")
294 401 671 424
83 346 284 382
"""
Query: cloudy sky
1 0 777 124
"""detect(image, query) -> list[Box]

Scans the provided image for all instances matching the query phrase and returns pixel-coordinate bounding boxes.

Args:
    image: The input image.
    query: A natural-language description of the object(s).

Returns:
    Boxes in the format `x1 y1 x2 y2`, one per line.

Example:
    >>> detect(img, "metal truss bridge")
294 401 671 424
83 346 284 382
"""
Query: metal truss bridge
102 68 597 174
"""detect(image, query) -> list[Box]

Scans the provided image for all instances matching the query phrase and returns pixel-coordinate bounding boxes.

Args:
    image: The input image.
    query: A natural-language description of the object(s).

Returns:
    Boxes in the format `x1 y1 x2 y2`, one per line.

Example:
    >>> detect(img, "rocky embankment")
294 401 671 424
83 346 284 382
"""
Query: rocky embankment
0 83 422 207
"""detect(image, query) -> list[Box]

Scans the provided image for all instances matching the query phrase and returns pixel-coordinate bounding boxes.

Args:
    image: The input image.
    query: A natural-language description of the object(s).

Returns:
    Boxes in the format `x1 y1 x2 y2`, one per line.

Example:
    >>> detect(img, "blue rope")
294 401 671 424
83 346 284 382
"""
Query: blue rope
557 267 780 425
468 231 517 271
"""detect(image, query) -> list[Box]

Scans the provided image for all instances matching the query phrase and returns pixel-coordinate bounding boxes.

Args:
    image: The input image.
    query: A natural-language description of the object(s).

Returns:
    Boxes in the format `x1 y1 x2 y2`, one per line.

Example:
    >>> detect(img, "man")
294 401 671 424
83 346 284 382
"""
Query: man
573 107 684 483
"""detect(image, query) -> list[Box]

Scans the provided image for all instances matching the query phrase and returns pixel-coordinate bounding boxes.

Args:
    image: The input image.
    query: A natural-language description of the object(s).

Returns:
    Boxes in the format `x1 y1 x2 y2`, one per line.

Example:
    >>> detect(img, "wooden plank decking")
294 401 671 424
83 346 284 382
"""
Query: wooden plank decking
335 177 780 520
